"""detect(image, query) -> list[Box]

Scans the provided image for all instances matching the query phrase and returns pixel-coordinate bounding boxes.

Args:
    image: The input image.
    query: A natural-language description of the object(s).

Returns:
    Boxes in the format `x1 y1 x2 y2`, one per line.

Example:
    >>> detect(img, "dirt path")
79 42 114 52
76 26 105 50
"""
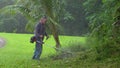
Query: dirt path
0 38 6 48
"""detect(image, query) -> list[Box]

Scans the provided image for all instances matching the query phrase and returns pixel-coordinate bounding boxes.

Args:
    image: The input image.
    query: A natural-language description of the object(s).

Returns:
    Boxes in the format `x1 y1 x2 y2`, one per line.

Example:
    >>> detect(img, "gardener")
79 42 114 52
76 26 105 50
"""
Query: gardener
32 16 49 60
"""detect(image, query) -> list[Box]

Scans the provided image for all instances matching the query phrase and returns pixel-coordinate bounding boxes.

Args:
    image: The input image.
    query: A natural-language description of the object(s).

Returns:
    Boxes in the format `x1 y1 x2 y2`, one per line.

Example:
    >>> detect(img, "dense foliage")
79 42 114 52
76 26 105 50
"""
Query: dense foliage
0 0 88 36
84 0 120 59
61 0 88 35
0 0 27 33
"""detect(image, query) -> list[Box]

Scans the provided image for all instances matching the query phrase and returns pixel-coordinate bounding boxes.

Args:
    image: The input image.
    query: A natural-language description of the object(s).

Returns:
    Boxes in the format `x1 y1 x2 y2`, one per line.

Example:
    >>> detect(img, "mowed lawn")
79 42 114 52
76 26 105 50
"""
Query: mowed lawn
0 33 86 68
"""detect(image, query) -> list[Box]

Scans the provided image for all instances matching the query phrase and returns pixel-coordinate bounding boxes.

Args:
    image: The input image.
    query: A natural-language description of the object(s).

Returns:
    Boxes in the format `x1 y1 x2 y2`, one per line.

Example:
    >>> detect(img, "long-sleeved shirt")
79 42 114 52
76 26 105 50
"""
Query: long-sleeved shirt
34 22 47 38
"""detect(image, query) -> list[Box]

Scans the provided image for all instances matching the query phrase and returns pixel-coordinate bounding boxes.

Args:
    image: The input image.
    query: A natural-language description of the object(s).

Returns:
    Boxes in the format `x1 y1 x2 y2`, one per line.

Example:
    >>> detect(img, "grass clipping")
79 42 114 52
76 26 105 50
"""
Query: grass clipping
50 43 87 60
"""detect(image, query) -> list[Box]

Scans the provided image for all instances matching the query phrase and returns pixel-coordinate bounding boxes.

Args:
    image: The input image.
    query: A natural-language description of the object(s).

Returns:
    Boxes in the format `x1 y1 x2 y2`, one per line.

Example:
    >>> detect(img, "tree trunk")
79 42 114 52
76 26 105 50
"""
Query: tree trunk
50 23 61 48
42 1 61 48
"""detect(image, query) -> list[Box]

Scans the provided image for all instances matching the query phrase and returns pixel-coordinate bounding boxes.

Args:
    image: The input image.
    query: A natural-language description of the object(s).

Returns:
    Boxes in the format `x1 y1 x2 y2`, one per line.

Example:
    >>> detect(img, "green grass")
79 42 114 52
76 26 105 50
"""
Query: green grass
0 33 86 68
1 33 119 68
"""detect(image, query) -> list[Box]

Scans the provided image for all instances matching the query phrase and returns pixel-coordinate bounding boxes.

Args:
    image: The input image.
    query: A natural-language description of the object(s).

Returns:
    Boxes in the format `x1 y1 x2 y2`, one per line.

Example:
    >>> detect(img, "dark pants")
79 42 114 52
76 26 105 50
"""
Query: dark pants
32 37 43 60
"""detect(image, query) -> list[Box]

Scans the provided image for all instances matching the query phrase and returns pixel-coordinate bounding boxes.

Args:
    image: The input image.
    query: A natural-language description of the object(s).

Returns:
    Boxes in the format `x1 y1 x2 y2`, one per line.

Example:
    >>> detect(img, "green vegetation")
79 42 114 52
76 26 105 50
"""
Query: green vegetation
0 33 120 68
0 0 88 36
0 0 120 68
0 33 86 68
84 0 120 59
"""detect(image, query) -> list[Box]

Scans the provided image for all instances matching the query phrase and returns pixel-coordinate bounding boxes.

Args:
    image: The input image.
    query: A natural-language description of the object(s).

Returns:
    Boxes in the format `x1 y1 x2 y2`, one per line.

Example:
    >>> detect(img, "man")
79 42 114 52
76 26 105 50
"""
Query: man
32 16 49 60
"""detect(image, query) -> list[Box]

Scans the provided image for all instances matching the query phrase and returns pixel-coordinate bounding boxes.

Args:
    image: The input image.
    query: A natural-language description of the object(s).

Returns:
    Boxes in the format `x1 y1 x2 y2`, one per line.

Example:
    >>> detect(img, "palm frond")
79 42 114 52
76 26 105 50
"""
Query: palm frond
25 20 36 32
0 5 19 15
1 0 67 48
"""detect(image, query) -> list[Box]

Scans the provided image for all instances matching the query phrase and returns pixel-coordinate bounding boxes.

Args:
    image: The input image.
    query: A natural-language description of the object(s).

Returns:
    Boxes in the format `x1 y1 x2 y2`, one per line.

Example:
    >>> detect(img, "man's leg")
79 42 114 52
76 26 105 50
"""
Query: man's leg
37 44 43 58
32 38 43 60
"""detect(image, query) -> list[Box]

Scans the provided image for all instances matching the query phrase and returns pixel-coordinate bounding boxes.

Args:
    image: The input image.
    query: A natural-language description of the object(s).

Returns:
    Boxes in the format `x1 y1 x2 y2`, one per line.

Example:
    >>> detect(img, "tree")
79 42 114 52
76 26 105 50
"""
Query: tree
0 0 27 33
84 0 120 58
64 0 88 36
0 0 68 48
